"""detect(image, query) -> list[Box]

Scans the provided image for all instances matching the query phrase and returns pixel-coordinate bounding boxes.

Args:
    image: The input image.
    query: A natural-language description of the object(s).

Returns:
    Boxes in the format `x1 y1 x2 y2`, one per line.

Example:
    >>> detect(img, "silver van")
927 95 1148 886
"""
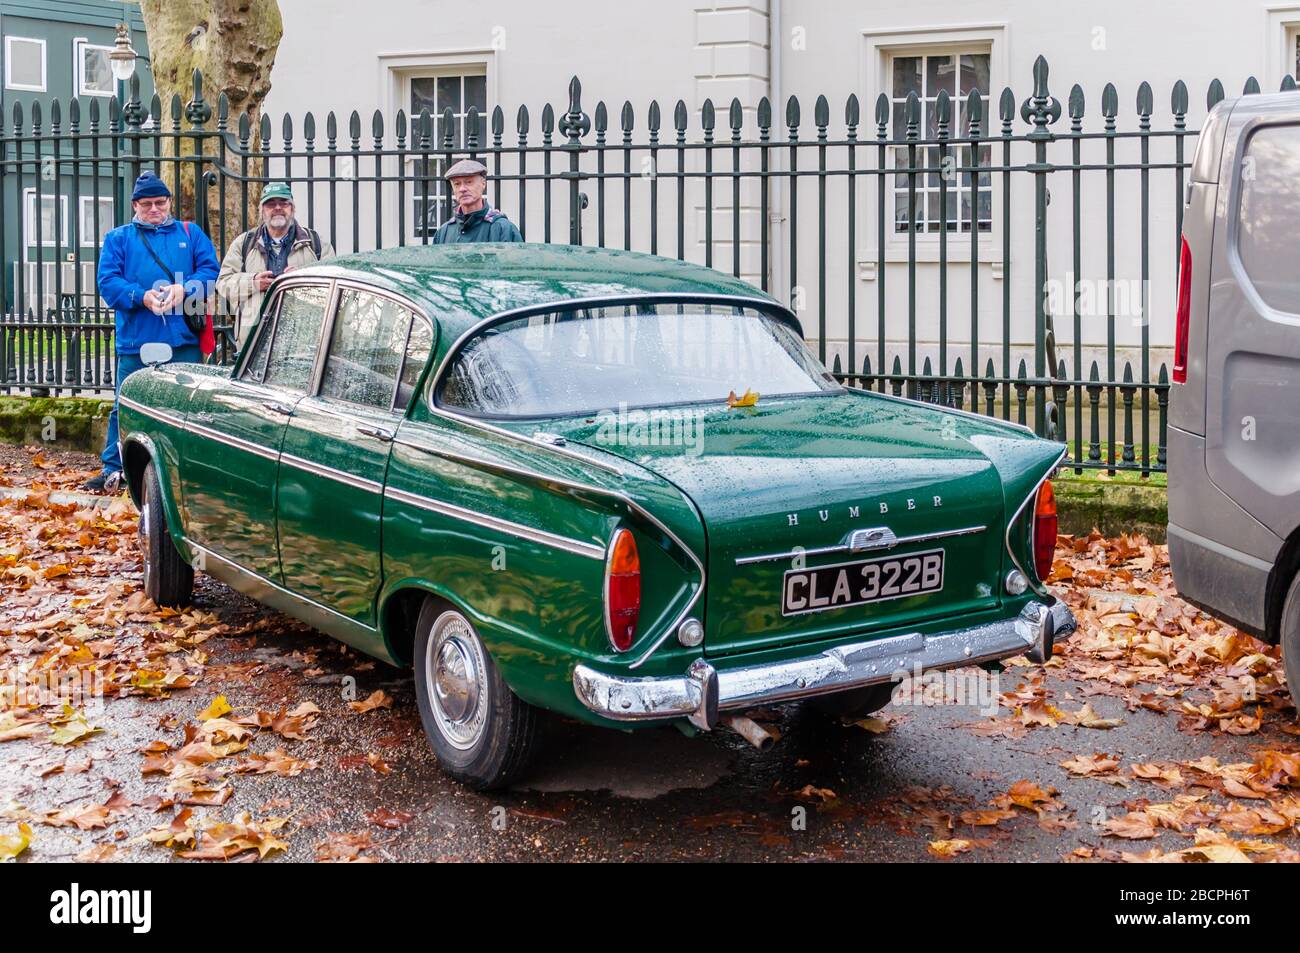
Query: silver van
1169 92 1300 688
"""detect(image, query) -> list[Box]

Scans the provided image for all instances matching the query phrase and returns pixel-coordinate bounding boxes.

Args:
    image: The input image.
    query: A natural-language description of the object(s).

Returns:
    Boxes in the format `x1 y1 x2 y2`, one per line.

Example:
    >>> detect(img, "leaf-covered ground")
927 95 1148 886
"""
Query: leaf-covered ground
1 445 1297 863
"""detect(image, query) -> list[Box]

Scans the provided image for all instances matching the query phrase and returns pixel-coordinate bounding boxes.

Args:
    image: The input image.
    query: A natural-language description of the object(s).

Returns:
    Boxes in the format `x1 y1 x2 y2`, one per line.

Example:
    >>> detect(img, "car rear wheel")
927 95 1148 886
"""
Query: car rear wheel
412 598 539 790
807 682 896 721
1281 572 1300 717
138 460 194 608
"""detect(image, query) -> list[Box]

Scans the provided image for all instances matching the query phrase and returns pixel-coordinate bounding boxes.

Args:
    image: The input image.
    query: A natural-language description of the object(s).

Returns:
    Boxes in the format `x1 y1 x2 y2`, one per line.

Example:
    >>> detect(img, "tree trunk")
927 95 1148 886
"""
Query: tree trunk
138 0 282 251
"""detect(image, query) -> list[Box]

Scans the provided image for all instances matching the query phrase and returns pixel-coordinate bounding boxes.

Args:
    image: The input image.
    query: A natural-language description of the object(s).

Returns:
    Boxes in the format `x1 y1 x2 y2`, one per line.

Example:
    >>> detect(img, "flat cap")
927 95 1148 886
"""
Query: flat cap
444 158 488 180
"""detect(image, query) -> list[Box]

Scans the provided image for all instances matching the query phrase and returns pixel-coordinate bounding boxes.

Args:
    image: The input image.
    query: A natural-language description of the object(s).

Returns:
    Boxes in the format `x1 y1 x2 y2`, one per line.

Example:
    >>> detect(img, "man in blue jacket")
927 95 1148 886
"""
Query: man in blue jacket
84 171 220 492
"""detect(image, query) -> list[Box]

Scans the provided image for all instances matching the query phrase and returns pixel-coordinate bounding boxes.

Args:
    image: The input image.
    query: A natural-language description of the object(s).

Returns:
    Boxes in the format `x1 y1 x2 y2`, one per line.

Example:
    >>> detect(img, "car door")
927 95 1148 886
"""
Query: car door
276 284 435 628
180 282 332 581
1205 116 1300 537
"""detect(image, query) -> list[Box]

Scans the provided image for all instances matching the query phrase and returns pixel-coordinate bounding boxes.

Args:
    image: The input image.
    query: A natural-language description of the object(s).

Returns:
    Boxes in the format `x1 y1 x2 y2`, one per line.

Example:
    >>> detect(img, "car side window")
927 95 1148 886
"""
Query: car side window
239 295 280 384
262 284 331 393
396 316 433 412
319 289 412 410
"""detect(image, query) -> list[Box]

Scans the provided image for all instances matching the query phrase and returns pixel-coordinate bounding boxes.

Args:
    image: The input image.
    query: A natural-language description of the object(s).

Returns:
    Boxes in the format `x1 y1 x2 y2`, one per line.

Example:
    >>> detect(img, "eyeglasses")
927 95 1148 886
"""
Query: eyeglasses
135 197 170 210
262 200 293 210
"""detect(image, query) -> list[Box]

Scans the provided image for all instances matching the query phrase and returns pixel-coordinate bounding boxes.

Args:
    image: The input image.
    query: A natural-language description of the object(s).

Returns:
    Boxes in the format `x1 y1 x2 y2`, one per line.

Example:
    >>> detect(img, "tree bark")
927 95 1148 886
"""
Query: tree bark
138 0 283 250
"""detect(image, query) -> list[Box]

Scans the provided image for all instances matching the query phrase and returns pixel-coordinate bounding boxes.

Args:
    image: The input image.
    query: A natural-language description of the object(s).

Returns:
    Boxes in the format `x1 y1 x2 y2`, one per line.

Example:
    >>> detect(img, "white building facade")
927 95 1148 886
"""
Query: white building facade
261 0 1300 375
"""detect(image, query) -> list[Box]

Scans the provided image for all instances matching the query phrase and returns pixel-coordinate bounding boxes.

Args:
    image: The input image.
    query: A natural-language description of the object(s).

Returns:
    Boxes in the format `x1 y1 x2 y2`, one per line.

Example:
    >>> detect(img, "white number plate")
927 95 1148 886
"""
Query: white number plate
780 549 945 617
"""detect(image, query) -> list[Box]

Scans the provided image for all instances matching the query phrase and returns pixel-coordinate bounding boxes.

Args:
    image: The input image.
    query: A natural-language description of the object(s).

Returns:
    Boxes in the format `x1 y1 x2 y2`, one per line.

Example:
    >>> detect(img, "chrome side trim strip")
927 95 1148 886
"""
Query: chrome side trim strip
427 405 625 476
1005 446 1067 599
279 452 383 494
392 431 706 668
117 394 186 430
124 392 386 489
734 524 987 566
383 484 605 560
120 393 278 466
185 418 280 462
393 434 519 474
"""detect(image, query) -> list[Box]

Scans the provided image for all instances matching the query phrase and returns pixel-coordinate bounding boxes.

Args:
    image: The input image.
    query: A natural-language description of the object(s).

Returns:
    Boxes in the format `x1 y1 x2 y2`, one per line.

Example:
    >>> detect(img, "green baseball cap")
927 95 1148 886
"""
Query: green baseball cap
260 182 294 205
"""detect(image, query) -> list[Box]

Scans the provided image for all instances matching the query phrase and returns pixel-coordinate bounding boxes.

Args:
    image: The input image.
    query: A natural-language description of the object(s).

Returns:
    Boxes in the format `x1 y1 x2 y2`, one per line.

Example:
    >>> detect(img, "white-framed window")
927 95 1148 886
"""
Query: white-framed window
24 189 69 248
407 71 488 237
1266 9 1300 87
889 50 991 235
79 196 114 246
5 36 46 91
75 40 116 96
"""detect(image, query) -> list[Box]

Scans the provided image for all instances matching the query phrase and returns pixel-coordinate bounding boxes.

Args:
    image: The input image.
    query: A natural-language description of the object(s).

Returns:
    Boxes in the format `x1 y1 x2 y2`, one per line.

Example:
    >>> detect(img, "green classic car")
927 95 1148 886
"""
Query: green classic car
117 243 1074 789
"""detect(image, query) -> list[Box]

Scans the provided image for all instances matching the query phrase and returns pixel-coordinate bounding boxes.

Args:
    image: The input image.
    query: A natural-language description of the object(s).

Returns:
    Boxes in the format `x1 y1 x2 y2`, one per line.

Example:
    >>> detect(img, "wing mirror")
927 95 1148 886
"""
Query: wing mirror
139 342 174 367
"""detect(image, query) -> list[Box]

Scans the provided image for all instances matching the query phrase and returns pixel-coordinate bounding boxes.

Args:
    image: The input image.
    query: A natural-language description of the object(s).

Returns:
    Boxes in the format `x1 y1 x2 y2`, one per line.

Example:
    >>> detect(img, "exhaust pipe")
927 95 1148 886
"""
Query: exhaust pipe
721 714 778 751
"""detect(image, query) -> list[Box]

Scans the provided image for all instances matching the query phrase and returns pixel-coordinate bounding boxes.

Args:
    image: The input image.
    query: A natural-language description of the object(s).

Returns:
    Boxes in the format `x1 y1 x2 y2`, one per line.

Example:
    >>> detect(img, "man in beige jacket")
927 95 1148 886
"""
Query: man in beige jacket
216 182 335 350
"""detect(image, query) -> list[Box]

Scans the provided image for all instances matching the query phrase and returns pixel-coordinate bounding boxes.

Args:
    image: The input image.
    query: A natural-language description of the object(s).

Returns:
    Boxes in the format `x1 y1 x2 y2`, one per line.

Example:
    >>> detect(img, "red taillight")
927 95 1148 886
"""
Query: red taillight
605 529 640 652
1172 235 1192 384
1032 481 1058 582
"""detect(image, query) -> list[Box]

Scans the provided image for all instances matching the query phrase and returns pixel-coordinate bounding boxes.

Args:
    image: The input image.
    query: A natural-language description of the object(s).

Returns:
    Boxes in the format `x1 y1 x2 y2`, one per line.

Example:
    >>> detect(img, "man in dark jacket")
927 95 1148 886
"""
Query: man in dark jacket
432 159 523 243
84 171 220 492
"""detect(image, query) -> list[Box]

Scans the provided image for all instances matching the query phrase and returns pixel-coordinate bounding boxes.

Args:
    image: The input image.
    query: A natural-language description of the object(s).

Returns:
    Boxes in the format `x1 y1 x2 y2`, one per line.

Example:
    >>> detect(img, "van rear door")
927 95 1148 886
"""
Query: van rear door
1204 106 1300 535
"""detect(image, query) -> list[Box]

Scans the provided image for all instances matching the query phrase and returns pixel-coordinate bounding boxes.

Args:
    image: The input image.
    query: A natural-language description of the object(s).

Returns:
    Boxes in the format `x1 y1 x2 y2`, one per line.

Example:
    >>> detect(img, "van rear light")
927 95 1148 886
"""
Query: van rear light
1032 481 1058 582
1172 235 1192 384
605 528 640 652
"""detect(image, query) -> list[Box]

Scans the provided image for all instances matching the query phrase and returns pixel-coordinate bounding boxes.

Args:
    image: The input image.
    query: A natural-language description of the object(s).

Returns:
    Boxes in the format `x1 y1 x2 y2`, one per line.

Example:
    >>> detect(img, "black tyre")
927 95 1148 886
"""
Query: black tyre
412 598 539 790
1282 572 1300 716
807 682 896 721
138 460 194 608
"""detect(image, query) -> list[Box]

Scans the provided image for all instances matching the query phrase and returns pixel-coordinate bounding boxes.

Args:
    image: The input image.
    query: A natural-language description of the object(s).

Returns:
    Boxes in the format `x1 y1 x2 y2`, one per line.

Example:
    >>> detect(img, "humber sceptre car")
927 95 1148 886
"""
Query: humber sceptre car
117 243 1075 789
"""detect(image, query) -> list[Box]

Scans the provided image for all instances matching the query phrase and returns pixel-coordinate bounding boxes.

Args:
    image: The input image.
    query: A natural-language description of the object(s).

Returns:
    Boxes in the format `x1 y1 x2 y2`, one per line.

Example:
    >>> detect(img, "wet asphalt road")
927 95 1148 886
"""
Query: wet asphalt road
6 563 1287 864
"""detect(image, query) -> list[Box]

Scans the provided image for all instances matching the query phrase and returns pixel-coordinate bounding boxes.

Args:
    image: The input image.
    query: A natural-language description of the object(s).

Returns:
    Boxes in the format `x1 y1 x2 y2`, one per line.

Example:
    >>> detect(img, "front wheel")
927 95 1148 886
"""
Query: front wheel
138 460 194 608
412 599 539 790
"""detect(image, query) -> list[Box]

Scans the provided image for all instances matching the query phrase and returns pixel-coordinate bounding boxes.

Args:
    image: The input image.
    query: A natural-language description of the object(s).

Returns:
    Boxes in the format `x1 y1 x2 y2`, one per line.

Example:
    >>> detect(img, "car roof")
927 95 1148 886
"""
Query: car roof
291 242 786 342
1219 90 1300 116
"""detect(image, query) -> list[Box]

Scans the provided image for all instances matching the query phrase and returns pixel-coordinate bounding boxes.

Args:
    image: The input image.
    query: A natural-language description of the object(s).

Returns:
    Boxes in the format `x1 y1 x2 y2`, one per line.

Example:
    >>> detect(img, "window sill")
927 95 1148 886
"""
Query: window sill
858 244 1004 276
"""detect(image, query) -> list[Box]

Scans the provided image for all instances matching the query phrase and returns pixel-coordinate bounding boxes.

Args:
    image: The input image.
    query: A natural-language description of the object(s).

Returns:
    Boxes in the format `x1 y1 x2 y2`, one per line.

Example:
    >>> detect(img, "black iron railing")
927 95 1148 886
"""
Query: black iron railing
1 57 1291 473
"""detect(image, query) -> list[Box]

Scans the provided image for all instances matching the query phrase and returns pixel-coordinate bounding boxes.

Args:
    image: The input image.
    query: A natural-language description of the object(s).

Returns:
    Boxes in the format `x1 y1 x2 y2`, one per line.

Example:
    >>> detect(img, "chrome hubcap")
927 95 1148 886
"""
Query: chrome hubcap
425 612 488 750
138 483 153 580
434 637 478 722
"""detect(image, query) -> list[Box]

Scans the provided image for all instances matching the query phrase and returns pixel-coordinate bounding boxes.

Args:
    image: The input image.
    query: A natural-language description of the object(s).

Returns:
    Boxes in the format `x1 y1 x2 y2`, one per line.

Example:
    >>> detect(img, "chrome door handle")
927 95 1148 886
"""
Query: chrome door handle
262 400 295 417
355 424 394 442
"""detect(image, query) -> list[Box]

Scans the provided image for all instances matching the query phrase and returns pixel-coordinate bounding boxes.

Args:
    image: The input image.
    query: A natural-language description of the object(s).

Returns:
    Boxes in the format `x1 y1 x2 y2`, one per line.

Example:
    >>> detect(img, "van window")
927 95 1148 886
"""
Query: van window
1237 125 1300 315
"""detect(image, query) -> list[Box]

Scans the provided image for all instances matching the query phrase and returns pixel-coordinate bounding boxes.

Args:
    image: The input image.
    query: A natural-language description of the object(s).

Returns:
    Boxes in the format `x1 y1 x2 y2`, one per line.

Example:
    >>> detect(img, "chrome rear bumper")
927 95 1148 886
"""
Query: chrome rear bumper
572 600 1076 730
